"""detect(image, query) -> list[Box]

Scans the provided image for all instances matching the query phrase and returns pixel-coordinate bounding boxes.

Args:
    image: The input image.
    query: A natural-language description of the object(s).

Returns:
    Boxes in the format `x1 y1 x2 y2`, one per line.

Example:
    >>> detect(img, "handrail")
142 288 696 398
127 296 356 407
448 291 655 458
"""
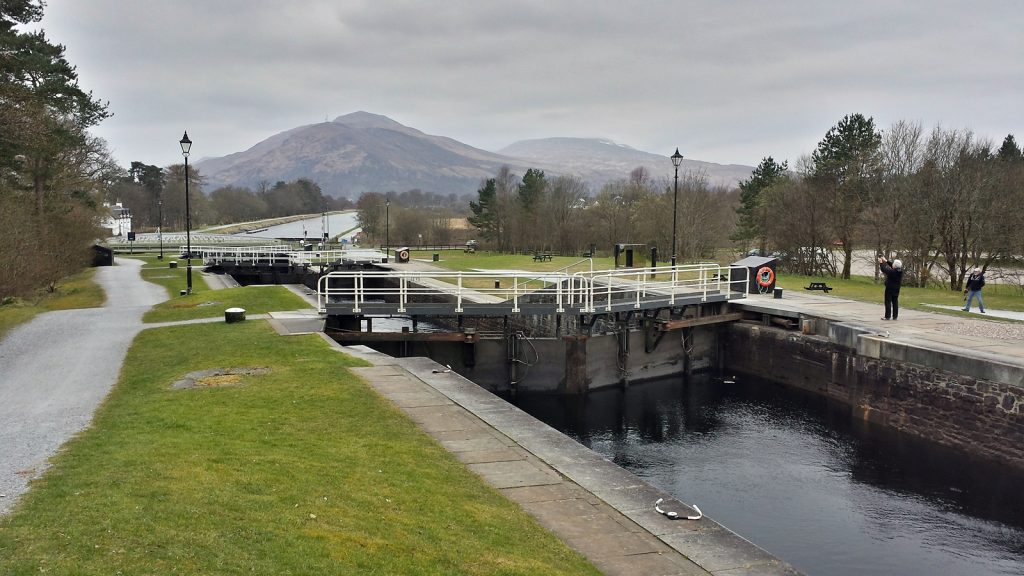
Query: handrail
182 245 387 266
317 263 750 314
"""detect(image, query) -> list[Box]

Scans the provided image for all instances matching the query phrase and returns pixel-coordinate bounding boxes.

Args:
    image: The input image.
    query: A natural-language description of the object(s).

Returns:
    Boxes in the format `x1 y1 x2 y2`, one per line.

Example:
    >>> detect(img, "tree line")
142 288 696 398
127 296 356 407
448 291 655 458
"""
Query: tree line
465 166 736 261
1 1 116 298
356 113 1023 296
1 0 353 299
737 114 1024 291
108 165 353 232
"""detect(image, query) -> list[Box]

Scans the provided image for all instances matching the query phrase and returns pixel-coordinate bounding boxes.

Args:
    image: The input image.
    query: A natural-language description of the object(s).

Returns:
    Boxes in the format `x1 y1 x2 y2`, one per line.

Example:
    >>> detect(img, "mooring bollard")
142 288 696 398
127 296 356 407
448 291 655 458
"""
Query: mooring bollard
225 307 246 323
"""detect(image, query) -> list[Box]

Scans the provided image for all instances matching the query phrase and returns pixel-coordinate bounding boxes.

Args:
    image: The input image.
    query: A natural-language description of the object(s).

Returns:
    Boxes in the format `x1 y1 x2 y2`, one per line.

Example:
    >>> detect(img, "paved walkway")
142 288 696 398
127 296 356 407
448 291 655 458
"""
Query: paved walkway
744 291 1024 366
0 258 166 514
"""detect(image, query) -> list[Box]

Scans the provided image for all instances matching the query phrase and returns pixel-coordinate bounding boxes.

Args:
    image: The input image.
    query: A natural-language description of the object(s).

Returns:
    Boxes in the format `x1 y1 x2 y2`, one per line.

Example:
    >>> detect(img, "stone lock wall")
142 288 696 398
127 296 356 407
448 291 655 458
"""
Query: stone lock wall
724 323 1024 468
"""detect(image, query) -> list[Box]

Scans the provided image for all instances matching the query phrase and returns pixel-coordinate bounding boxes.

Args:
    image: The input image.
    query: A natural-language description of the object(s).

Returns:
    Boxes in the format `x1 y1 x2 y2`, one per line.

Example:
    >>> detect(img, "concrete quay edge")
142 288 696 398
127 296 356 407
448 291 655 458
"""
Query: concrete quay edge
735 294 1024 388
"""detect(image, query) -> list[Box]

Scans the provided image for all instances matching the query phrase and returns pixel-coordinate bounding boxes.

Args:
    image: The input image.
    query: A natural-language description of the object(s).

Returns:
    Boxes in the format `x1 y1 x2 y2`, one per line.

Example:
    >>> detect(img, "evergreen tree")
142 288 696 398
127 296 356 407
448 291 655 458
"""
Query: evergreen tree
997 134 1022 162
732 156 787 250
468 178 499 242
1 0 110 212
811 113 881 278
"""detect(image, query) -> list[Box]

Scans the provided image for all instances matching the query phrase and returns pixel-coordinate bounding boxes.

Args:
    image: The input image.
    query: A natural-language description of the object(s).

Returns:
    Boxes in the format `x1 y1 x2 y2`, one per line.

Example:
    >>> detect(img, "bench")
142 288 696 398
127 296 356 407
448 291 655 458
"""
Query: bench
805 282 832 293
532 252 553 262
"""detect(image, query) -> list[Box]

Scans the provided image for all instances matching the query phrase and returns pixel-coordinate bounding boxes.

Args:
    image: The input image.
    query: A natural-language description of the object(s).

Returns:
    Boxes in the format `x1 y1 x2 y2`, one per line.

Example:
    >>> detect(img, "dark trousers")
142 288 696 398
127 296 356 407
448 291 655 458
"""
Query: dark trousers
884 286 900 319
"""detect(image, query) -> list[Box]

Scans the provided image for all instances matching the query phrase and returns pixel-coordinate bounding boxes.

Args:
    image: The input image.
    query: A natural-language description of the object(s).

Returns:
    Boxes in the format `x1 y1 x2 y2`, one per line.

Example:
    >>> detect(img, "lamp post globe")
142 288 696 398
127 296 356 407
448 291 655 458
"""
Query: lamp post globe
670 148 684 267
180 131 193 294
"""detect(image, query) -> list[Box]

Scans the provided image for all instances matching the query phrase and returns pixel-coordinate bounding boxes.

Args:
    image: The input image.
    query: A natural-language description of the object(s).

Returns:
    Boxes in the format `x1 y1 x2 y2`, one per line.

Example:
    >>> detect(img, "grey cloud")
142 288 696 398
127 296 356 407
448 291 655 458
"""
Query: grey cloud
32 0 1024 170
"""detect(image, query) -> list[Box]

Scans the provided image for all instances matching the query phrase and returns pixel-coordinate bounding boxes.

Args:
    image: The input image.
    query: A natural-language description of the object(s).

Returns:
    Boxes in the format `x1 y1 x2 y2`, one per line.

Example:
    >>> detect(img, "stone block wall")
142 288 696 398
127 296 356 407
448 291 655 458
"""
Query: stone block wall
724 323 1024 469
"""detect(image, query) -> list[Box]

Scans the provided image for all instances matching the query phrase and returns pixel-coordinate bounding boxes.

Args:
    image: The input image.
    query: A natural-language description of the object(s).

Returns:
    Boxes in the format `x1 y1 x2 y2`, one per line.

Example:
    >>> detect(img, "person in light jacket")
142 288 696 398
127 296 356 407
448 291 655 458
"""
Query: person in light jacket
962 267 986 314
878 256 903 320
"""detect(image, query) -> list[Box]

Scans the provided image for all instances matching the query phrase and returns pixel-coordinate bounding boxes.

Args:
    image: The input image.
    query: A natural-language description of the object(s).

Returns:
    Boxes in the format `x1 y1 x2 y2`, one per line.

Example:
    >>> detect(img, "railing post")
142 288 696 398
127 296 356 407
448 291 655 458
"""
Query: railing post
352 273 362 313
398 275 407 313
456 273 464 313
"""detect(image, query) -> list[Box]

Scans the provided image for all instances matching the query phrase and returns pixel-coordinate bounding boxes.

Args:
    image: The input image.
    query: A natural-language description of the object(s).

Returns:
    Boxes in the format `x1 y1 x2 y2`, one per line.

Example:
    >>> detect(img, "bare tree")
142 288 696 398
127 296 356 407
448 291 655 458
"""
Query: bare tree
543 174 587 254
869 120 926 283
922 127 995 290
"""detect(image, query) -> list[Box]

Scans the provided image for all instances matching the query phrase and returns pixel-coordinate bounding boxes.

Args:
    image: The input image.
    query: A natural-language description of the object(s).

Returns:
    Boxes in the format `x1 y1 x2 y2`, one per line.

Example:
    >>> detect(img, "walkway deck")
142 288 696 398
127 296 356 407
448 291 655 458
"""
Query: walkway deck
318 262 750 317
738 291 1024 374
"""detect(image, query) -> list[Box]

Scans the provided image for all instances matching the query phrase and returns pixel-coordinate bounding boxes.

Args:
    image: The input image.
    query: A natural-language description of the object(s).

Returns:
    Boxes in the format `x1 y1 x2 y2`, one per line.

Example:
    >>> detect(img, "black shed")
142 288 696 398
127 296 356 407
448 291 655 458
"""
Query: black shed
731 255 778 294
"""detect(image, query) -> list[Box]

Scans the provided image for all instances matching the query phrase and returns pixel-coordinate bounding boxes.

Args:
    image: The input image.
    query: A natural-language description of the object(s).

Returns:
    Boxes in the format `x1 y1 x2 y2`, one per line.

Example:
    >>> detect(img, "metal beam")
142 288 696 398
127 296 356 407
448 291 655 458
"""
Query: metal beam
655 312 744 331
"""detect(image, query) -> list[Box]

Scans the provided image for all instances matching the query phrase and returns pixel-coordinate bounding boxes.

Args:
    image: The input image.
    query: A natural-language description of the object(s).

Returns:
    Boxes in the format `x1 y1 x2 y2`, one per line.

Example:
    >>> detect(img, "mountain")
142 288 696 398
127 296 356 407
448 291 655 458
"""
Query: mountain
499 138 753 190
196 112 538 197
196 112 753 197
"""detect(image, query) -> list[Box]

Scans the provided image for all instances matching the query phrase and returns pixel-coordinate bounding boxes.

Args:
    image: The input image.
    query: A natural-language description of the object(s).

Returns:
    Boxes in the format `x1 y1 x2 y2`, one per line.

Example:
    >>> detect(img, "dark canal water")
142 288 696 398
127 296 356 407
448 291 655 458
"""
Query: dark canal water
514 375 1024 576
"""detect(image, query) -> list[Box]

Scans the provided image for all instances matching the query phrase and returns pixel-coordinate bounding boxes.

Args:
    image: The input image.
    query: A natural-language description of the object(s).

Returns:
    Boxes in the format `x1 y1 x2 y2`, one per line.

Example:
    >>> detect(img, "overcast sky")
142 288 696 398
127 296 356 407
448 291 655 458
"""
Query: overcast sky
30 0 1024 172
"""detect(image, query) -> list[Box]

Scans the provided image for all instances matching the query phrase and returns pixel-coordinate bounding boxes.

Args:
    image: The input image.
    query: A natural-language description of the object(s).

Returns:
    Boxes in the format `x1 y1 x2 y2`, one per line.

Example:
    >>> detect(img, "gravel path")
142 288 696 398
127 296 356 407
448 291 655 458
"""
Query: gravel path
0 258 166 514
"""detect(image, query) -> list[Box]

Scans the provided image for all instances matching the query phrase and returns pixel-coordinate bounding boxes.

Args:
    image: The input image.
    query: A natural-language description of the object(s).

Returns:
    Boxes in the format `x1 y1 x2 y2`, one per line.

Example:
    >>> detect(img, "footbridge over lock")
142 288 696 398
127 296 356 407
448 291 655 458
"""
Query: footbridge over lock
317 263 758 394
184 244 389 285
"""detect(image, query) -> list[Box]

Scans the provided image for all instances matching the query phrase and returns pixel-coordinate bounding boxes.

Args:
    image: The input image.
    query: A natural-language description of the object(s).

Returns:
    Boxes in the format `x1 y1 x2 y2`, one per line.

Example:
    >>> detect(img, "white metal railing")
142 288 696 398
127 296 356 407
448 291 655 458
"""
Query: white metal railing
181 245 387 266
317 263 750 314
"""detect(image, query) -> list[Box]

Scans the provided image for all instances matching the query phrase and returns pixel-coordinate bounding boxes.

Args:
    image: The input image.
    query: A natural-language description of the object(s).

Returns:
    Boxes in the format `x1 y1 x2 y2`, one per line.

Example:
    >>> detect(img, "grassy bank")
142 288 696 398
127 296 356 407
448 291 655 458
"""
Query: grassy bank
411 249 611 272
137 254 211 297
776 273 1024 315
0 268 104 340
143 285 311 323
0 320 598 575
133 252 312 323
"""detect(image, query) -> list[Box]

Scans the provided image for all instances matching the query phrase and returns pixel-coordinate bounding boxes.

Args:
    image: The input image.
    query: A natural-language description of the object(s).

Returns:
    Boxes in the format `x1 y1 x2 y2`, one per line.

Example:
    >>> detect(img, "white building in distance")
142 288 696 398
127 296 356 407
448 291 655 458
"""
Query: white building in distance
101 202 132 237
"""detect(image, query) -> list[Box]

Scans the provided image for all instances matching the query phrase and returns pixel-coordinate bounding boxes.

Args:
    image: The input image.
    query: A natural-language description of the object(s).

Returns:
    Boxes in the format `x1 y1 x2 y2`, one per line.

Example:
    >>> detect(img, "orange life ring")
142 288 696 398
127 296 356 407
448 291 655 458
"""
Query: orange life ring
756 266 775 287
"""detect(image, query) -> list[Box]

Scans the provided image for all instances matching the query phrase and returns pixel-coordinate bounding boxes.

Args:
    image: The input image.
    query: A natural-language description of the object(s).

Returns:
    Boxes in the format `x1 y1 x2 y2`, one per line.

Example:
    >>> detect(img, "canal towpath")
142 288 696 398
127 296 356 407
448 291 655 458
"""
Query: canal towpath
0 258 167 515
742 290 1024 367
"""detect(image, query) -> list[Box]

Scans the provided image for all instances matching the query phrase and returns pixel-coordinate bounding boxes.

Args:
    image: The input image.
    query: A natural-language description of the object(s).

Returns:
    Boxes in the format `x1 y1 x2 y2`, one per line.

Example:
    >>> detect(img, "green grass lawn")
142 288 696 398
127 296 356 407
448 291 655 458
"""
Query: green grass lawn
412 249 611 273
0 321 599 575
143 285 312 323
137 253 211 298
0 267 104 340
776 273 1024 316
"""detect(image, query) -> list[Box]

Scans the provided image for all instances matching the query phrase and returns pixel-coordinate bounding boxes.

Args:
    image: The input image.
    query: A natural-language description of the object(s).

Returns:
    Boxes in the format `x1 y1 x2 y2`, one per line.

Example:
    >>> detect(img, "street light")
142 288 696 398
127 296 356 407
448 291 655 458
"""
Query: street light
670 148 684 267
385 199 390 252
180 131 193 294
157 192 164 260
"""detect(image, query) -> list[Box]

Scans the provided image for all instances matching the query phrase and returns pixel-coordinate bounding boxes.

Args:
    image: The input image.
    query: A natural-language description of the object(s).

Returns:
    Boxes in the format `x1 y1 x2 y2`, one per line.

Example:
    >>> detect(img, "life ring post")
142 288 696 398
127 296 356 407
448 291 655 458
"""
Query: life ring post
755 266 775 291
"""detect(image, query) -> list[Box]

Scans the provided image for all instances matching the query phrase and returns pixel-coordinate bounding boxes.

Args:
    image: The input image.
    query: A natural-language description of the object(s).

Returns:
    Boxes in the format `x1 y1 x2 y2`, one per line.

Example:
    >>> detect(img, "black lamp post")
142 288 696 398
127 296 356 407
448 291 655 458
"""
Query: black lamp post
157 192 164 260
670 148 684 267
180 131 193 294
385 199 390 252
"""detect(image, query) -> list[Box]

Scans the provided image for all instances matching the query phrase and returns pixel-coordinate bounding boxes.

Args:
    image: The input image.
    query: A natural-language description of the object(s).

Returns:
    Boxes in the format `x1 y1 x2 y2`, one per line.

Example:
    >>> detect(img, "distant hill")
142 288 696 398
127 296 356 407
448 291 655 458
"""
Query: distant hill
196 112 539 197
499 138 753 190
196 112 752 198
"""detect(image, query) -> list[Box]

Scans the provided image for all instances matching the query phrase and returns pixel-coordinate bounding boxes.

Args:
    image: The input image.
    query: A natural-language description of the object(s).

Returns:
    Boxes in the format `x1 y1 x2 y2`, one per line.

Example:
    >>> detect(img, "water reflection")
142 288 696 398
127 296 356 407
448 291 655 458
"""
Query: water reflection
515 375 1024 576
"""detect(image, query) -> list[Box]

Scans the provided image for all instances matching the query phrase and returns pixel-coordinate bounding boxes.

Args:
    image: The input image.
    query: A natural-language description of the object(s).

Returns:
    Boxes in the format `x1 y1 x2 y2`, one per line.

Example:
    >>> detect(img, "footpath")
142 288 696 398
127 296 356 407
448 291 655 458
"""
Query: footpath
0 259 166 515
740 291 1024 379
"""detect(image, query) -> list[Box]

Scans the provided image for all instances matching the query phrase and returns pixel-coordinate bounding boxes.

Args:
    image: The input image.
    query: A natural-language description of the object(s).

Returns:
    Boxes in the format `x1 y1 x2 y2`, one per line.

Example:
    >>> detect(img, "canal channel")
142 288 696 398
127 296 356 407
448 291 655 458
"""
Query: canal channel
514 374 1024 576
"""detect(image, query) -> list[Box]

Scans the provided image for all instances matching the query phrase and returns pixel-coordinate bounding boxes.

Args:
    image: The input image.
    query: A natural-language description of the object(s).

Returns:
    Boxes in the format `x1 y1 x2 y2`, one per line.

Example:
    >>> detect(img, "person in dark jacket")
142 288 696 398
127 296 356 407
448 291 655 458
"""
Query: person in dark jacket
962 267 986 314
878 255 903 320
